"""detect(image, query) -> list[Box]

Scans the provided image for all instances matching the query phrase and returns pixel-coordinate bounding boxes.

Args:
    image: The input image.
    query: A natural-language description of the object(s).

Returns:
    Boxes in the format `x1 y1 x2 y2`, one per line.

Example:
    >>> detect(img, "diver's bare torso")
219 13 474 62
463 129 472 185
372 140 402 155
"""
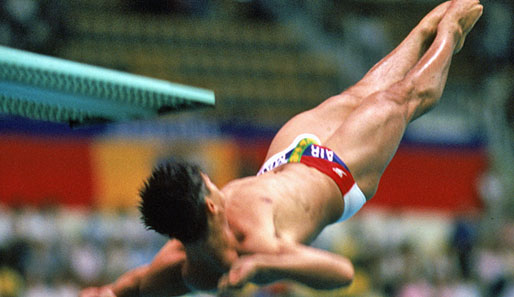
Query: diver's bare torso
181 161 346 290
223 163 345 245
180 92 375 291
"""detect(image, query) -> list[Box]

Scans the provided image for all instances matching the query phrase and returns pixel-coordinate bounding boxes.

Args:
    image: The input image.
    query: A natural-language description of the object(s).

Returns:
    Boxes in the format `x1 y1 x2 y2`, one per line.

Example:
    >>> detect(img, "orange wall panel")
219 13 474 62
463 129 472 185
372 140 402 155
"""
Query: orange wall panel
89 139 162 210
200 139 240 187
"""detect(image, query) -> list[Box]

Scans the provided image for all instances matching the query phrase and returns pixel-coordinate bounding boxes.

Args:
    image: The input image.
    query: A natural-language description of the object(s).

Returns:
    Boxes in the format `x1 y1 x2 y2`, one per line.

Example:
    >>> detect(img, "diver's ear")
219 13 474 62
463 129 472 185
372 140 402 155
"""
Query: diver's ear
201 172 217 191
205 197 218 215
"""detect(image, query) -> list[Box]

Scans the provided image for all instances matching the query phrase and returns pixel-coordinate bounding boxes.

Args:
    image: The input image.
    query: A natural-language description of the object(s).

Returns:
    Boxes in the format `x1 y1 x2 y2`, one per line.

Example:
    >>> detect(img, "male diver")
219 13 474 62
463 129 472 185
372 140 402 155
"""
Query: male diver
81 0 483 295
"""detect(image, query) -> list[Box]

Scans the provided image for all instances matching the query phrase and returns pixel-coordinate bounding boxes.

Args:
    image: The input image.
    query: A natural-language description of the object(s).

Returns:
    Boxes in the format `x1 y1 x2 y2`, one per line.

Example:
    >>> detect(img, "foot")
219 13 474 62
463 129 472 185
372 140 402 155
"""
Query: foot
442 0 483 53
417 1 451 37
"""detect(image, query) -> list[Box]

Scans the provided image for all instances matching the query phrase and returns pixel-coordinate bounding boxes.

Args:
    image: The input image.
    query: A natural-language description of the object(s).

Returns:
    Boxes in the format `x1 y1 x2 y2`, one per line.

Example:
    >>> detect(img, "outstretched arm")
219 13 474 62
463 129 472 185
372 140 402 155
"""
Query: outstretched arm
80 240 190 297
218 241 354 293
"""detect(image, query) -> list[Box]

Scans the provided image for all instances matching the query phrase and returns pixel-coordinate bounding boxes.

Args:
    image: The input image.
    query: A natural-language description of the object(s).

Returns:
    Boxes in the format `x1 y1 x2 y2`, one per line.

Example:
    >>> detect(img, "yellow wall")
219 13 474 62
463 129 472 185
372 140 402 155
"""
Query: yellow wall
89 138 240 210
90 139 162 210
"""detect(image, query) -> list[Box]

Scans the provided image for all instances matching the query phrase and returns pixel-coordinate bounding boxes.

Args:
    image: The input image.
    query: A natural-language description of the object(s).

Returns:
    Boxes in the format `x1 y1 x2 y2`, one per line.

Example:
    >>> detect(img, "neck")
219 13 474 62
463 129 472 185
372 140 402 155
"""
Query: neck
184 239 216 262
184 241 230 274
183 221 238 272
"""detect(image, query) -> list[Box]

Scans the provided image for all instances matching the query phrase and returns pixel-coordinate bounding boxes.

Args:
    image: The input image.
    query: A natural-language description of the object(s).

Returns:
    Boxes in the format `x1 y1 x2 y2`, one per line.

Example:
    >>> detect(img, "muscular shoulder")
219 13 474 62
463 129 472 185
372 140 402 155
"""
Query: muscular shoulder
224 177 275 222
223 174 310 244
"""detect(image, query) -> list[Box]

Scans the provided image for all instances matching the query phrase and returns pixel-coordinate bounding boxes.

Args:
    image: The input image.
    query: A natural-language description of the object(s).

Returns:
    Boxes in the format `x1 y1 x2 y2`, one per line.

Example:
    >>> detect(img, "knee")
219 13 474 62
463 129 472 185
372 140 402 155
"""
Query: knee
376 81 436 122
368 89 412 123
397 78 443 113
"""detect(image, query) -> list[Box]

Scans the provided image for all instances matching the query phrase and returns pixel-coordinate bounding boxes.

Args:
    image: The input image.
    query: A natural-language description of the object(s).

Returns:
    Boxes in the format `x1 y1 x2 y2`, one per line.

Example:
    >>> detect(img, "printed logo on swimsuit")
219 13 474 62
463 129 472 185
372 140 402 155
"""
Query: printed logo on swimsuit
310 145 334 161
332 167 346 178
261 153 287 173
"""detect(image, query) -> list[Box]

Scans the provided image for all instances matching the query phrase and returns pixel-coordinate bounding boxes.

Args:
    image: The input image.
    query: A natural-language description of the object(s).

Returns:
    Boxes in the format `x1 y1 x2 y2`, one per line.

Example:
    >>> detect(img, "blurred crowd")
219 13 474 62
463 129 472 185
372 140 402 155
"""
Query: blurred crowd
0 204 166 297
1 203 513 297
335 214 514 297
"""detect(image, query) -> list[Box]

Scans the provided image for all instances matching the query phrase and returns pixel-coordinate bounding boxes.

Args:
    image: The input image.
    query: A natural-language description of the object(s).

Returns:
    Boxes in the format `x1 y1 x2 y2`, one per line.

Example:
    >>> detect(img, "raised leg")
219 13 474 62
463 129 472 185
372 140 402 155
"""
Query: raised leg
344 1 451 100
326 0 483 198
401 0 483 120
263 2 451 162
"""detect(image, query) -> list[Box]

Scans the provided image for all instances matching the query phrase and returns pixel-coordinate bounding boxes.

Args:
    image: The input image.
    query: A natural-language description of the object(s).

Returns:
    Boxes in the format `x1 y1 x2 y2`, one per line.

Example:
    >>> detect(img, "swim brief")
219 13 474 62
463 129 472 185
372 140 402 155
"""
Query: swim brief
257 133 366 222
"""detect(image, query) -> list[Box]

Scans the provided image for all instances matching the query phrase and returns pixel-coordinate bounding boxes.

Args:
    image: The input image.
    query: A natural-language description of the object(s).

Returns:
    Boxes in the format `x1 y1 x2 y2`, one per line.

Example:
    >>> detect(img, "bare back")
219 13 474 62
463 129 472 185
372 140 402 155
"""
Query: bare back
221 162 344 247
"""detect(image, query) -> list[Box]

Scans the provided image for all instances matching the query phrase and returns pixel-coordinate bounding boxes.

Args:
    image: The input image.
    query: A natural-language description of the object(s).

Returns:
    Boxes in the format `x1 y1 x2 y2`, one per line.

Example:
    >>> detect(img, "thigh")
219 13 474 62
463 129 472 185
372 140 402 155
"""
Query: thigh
325 91 410 198
263 94 359 161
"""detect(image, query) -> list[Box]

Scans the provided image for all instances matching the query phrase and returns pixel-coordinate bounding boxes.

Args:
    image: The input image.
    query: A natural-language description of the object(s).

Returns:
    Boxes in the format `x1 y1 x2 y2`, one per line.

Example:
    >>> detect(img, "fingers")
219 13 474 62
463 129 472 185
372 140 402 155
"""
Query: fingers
228 265 246 288
217 256 261 296
217 273 241 297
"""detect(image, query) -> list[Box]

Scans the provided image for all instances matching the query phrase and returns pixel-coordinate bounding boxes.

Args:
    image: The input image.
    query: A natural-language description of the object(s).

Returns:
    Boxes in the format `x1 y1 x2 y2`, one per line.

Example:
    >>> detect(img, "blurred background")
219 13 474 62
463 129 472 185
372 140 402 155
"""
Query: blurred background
0 0 513 296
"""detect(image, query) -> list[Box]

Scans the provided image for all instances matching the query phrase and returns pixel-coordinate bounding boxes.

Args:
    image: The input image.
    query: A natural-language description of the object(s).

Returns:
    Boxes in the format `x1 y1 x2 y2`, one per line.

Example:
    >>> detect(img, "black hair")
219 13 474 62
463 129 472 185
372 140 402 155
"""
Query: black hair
139 160 209 243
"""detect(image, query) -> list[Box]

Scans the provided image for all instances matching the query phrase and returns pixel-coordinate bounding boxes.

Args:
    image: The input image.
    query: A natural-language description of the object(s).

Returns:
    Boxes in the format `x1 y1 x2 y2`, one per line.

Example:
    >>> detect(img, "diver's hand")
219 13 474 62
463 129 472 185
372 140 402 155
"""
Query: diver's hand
218 255 263 295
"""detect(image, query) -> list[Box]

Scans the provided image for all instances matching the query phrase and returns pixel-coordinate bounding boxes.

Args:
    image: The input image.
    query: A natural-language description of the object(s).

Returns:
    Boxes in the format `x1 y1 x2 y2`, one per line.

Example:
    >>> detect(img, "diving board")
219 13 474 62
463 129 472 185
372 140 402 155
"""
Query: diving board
0 45 215 126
